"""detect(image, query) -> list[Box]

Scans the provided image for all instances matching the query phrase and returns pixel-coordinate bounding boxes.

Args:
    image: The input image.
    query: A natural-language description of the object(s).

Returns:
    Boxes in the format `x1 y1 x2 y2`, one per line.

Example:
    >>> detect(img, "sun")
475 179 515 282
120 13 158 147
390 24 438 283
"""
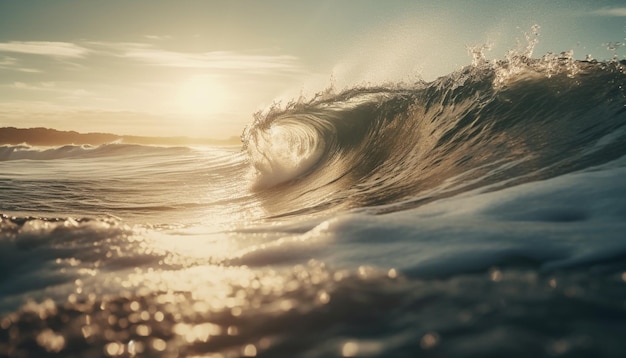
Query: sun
176 76 226 117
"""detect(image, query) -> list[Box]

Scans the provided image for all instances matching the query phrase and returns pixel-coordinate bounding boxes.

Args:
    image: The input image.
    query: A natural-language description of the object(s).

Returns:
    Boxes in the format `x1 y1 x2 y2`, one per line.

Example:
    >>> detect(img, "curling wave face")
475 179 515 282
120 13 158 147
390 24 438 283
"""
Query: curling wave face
243 57 626 216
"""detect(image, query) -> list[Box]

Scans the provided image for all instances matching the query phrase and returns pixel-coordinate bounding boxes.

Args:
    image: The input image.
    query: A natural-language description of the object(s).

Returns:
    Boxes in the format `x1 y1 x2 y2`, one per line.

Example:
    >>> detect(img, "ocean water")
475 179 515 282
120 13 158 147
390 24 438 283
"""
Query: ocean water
2 52 626 358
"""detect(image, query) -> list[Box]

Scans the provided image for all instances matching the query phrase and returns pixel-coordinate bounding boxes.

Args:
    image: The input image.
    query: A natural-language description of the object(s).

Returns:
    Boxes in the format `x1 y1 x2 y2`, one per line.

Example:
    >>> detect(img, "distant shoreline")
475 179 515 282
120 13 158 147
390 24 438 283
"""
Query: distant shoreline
0 127 241 146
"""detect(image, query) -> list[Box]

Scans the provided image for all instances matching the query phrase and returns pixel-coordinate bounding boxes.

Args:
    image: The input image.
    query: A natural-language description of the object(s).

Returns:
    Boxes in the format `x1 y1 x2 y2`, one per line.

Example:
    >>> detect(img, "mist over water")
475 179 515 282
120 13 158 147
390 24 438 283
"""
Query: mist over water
2 27 626 357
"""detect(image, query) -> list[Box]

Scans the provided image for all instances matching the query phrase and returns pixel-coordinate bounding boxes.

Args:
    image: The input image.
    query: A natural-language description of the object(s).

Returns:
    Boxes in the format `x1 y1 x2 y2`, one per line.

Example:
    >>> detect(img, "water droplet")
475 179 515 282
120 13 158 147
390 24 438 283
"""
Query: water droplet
231 306 243 316
317 290 330 304
129 301 140 311
135 324 151 337
489 269 502 282
127 340 136 356
104 341 124 356
154 311 165 322
36 329 66 353
549 278 557 288
151 338 167 352
342 341 359 357
243 344 257 357
420 332 440 349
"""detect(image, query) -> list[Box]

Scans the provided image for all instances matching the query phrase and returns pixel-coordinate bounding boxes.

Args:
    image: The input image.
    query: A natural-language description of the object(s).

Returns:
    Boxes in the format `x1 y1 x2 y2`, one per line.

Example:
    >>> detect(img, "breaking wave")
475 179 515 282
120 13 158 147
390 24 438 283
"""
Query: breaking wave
243 54 626 216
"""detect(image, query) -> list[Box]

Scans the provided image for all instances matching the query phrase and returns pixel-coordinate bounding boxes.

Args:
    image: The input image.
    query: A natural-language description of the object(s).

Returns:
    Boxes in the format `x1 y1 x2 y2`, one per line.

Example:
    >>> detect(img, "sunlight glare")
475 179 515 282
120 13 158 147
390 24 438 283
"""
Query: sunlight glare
176 76 227 117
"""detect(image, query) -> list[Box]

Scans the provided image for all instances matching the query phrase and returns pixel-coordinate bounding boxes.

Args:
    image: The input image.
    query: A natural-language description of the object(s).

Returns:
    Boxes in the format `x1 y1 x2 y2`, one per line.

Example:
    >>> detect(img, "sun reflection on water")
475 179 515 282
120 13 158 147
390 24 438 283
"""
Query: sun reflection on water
1 213 403 357
79 257 343 357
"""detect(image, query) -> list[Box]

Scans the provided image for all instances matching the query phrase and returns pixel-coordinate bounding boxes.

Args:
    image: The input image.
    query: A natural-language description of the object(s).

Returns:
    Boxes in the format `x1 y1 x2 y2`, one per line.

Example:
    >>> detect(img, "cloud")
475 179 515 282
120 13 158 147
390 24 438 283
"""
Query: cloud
144 35 173 40
124 48 301 72
593 7 626 17
19 68 43 73
5 81 98 103
0 56 41 73
87 41 300 72
11 81 29 89
0 56 17 66
0 41 90 58
11 81 57 91
124 48 298 71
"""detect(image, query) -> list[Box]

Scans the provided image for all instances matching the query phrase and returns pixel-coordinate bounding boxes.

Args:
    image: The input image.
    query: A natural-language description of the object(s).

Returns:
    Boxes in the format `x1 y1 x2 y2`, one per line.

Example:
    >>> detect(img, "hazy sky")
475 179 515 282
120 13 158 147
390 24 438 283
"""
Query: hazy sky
0 0 624 139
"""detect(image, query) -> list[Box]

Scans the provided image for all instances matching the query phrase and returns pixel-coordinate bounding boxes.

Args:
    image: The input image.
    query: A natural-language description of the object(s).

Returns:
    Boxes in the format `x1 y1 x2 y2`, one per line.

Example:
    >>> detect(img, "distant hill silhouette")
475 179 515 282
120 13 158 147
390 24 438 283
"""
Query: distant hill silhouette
0 127 241 146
